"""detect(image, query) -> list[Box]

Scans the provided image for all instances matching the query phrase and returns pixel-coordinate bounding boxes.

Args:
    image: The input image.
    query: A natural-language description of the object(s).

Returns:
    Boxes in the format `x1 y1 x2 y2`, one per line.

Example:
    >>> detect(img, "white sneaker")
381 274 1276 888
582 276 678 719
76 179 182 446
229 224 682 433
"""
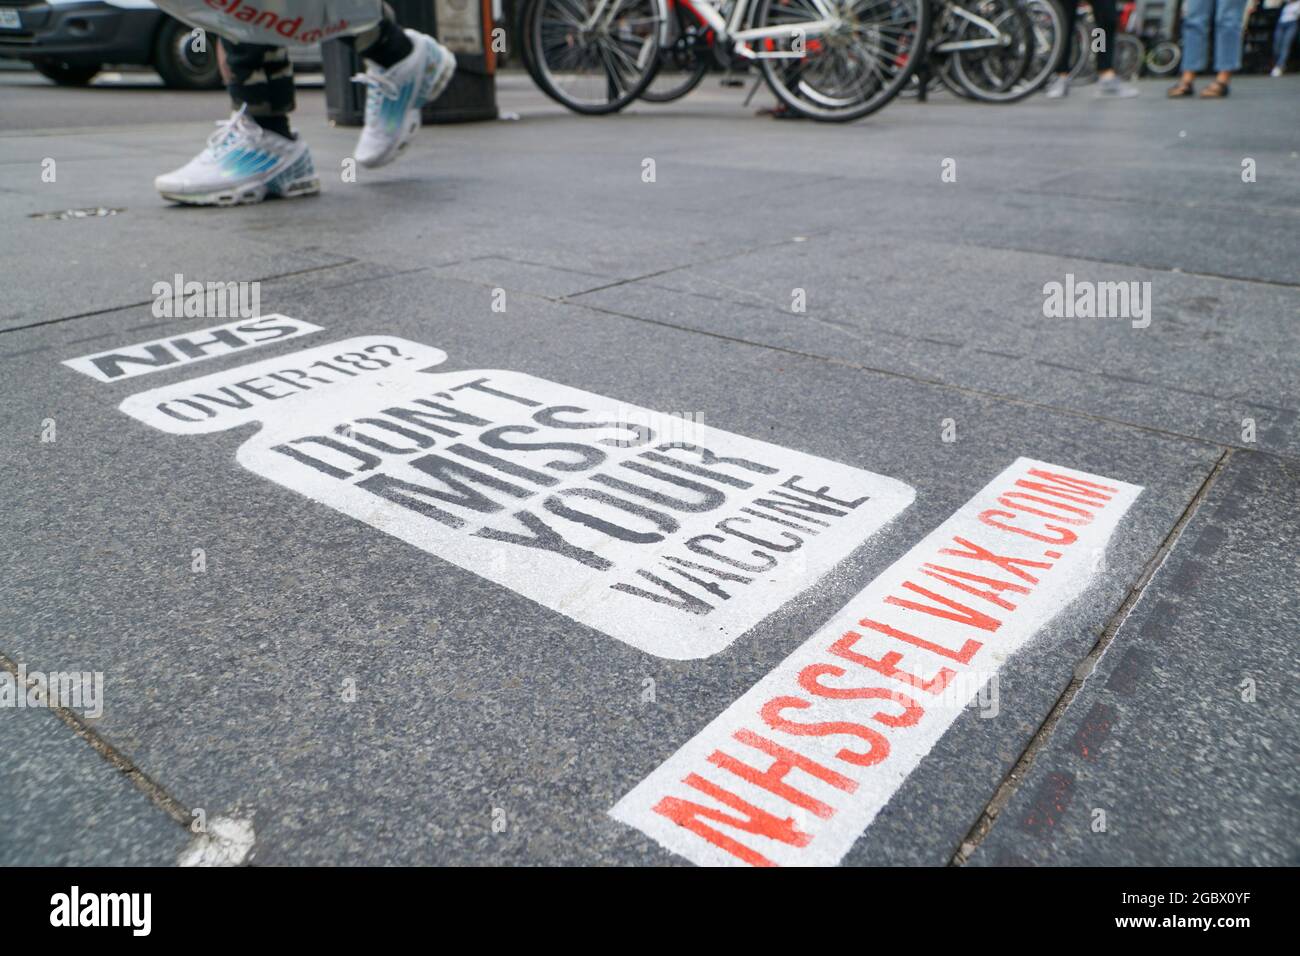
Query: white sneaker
1096 75 1139 98
155 107 319 206
1271 66 1285 78
1044 74 1069 98
352 29 457 169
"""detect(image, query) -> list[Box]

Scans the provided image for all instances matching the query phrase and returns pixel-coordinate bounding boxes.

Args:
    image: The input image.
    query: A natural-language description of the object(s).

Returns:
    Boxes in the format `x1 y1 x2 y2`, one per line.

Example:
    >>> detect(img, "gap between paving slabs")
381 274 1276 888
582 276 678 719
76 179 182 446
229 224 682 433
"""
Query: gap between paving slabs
950 449 1236 864
0 650 253 866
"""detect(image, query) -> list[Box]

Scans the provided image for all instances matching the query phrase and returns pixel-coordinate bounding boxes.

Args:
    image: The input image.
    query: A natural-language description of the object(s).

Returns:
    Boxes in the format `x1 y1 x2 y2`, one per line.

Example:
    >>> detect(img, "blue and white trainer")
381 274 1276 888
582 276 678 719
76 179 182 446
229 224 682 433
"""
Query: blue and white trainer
351 29 456 169
155 107 319 206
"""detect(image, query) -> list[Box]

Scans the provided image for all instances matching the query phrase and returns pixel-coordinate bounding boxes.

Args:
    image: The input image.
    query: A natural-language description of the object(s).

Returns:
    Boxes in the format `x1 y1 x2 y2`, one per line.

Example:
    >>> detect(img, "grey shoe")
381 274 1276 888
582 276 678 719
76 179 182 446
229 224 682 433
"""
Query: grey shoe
1044 74 1069 98
1096 75 1139 98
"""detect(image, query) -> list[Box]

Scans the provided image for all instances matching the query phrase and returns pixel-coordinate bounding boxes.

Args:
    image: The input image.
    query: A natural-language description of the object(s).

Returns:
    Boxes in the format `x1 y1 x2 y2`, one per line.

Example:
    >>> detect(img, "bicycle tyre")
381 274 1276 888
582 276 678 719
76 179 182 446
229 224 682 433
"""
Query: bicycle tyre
954 0 1062 102
1115 32 1144 80
516 0 544 86
950 0 1034 101
1146 39 1180 76
754 0 931 123
1067 16 1096 81
1008 0 1066 98
524 0 666 114
936 60 976 98
640 5 712 103
640 59 709 101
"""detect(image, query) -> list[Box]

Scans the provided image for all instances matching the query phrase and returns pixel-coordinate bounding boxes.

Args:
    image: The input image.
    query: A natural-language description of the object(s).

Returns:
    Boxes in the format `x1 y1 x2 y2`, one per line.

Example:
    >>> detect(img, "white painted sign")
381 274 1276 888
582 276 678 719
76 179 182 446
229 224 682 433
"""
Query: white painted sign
610 458 1142 865
64 314 322 383
121 333 915 660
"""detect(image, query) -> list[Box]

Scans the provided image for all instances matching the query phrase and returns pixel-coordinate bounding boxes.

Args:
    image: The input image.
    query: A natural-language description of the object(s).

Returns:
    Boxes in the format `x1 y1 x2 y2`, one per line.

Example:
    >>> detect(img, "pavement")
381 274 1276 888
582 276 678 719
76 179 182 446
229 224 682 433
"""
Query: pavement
0 65 1297 867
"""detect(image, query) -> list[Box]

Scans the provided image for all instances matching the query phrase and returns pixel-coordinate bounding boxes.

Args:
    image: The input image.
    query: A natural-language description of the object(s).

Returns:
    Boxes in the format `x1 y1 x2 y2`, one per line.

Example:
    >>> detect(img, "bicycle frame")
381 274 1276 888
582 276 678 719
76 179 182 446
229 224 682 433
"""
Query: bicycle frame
933 3 1011 54
668 0 1002 62
667 0 838 59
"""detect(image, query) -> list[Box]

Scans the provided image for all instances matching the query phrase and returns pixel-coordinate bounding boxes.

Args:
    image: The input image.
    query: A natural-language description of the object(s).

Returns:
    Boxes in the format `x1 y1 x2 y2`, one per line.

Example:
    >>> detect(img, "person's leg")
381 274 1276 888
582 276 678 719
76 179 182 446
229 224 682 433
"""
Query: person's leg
1211 0 1249 76
351 13 414 68
1174 0 1213 91
1059 0 1079 72
1272 18 1292 72
154 39 317 205
221 40 295 138
1284 21 1300 69
1092 0 1138 94
349 2 457 168
1092 0 1118 74
1197 0 1247 94
1046 0 1078 96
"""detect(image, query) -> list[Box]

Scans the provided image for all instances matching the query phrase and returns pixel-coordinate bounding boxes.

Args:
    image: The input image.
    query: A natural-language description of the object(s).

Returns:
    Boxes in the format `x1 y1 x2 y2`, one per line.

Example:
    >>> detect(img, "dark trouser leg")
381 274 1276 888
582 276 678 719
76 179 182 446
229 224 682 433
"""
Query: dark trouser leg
1092 0 1119 72
220 40 295 138
347 3 414 69
1060 0 1079 71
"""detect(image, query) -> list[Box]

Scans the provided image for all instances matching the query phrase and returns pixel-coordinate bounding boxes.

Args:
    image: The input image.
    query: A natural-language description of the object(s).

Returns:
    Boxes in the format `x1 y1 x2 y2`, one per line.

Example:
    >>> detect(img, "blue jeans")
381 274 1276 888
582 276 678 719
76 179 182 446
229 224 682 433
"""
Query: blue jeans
1181 0 1249 72
1276 19 1299 68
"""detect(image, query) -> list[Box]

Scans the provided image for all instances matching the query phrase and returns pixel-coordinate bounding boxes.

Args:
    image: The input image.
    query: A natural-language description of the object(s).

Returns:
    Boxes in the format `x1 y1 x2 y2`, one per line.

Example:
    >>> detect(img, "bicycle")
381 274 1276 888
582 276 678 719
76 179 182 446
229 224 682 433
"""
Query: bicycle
519 0 932 121
649 0 1059 108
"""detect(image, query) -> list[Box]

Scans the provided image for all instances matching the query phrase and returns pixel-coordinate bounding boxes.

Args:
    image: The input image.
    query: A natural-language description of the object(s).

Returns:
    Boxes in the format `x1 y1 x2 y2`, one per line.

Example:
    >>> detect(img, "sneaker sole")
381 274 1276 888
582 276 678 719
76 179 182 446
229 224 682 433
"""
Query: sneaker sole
159 148 320 207
159 174 320 207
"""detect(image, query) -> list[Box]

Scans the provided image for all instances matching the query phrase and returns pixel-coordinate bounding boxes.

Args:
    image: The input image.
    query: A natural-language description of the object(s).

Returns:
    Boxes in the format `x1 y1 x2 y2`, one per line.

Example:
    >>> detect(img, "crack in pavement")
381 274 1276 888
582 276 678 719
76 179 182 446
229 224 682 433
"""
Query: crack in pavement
541 288 1298 463
0 256 358 339
0 649 194 832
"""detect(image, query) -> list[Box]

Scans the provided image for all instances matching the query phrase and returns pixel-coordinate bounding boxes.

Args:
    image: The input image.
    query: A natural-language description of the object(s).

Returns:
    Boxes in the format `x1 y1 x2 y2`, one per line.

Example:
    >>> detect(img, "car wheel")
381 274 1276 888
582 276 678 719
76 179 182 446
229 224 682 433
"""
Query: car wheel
153 18 222 90
33 59 101 86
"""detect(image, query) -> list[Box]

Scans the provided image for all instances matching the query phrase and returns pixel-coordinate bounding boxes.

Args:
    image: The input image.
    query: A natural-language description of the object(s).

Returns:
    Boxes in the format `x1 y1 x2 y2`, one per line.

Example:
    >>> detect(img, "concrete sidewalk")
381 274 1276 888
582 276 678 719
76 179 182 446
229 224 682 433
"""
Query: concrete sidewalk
0 69 1297 866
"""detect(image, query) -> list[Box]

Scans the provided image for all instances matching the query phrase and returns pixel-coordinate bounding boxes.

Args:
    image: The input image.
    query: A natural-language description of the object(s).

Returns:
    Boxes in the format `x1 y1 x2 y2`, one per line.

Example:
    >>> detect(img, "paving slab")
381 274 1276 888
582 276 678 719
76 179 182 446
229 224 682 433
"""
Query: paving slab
967 449 1300 866
0 696 189 866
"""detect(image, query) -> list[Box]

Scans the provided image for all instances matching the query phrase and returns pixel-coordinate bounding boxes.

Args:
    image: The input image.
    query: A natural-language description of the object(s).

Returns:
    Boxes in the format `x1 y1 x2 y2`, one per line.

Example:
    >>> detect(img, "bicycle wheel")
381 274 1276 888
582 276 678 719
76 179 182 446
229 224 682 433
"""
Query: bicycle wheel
936 60 976 97
1146 39 1180 76
753 0 930 123
517 0 546 86
1008 0 1065 97
954 0 1062 102
1115 32 1143 79
949 0 1033 100
641 3 713 102
527 0 665 114
932 4 978 100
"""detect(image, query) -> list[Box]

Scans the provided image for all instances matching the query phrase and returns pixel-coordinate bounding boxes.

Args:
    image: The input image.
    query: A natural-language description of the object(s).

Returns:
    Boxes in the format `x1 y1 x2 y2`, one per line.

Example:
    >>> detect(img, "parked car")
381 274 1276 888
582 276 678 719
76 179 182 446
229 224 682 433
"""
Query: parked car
0 0 320 88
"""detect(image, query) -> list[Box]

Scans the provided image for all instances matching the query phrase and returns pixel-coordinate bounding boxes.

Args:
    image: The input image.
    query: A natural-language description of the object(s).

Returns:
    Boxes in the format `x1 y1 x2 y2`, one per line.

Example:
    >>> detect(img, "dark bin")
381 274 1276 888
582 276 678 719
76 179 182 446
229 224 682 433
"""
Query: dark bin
323 0 497 126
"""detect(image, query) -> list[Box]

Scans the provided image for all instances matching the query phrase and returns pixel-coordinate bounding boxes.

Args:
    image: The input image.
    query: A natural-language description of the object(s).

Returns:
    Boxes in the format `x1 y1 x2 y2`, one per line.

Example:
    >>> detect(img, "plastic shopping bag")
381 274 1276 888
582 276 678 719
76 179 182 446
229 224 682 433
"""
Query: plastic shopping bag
152 0 384 47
